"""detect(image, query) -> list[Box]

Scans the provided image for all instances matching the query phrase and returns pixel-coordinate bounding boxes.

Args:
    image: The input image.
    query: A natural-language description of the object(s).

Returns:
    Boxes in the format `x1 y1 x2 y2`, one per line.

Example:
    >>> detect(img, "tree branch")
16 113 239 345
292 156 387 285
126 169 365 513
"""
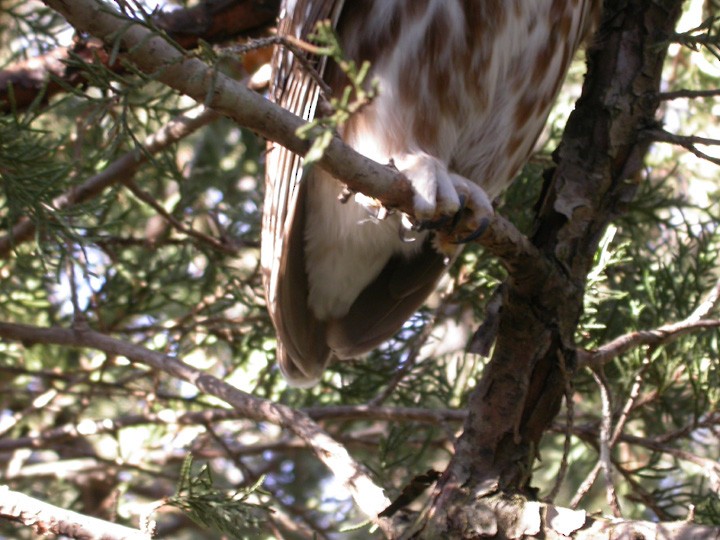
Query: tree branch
0 486 151 540
0 107 219 258
39 0 548 280
582 318 720 370
0 322 390 525
0 0 279 112
649 128 720 166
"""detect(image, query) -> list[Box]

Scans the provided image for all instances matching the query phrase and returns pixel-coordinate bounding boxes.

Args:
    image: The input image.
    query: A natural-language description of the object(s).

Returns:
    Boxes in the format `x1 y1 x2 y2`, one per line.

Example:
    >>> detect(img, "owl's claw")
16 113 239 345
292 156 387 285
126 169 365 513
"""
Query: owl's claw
452 217 490 244
416 214 453 232
450 194 468 229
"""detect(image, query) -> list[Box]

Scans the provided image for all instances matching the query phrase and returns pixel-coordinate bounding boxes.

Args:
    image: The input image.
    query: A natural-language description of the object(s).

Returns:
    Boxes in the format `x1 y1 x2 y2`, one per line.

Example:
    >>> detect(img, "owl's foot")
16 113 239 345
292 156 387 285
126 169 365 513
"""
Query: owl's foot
396 153 493 247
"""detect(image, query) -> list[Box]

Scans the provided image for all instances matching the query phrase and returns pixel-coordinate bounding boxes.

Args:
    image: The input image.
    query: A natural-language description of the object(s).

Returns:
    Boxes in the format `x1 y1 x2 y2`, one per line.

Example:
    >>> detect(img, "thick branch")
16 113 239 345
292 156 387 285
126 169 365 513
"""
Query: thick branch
411 1 687 536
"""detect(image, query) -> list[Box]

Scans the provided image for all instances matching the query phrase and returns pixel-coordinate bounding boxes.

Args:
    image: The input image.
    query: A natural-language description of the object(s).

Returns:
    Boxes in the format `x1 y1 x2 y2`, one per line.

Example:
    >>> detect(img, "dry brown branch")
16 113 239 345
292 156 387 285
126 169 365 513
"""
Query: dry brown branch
582 318 720 370
658 88 720 100
650 128 720 166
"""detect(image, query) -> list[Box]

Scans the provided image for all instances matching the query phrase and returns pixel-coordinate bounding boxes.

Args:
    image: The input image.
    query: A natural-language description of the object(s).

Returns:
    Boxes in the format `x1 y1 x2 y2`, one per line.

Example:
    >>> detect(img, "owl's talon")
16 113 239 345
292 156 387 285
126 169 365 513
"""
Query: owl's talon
453 217 490 244
417 215 453 232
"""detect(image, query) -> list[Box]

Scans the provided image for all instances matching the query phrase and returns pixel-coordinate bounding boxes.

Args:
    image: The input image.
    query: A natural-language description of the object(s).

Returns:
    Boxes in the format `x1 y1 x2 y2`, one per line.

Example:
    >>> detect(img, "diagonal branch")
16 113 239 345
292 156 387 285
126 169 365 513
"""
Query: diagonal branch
0 486 150 540
649 128 720 166
0 107 220 258
0 0 279 112
0 321 391 525
582 272 720 369
39 0 548 282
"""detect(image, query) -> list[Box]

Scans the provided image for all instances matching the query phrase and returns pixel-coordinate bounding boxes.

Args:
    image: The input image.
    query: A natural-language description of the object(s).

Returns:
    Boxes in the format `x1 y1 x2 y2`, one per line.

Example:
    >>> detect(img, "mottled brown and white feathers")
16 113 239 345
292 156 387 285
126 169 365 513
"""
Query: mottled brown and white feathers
263 0 599 386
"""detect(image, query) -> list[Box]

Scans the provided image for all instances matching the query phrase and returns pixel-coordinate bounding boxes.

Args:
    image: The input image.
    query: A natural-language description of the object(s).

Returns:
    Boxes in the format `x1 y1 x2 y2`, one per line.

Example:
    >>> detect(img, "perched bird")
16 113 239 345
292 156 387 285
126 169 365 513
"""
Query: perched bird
262 0 598 386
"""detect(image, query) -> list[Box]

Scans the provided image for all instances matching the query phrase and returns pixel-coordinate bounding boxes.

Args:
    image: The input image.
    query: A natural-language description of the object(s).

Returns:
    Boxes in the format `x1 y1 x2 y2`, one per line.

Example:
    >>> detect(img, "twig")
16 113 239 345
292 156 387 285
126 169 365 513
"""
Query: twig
581 267 720 370
592 368 623 517
569 359 649 508
582 318 720 370
658 88 720 100
545 350 574 502
649 128 720 166
122 179 233 253
569 419 720 495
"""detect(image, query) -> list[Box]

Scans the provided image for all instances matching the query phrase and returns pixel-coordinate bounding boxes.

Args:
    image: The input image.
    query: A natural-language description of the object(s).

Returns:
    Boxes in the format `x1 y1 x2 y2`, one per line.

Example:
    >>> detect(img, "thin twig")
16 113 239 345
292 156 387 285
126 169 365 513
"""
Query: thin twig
582 318 720 369
0 108 219 258
658 88 720 100
122 179 234 253
649 128 720 166
545 350 574 503
592 368 623 517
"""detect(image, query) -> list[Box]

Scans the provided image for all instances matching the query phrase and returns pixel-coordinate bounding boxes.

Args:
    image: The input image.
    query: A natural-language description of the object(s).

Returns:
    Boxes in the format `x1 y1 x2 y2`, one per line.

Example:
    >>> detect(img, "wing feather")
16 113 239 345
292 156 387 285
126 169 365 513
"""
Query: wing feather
262 0 346 385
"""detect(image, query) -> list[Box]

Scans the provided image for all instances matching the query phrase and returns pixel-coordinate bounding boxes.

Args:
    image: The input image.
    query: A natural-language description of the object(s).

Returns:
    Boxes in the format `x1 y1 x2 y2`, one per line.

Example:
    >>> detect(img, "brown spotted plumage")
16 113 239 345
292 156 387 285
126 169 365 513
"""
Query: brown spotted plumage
263 0 599 386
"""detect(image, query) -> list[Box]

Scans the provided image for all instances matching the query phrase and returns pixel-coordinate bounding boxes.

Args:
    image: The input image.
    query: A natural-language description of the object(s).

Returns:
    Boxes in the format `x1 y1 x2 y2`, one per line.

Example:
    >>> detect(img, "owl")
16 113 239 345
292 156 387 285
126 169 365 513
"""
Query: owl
262 0 598 386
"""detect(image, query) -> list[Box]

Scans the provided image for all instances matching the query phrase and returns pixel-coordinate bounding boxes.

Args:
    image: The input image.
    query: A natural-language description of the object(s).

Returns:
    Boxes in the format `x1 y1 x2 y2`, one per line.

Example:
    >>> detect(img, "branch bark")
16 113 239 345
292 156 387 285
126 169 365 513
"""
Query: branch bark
406 0 688 537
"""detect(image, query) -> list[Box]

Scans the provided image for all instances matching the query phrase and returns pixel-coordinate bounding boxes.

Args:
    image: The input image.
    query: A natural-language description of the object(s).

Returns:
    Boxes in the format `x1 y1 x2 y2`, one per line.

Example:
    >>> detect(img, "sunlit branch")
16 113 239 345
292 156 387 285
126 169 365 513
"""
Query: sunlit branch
40 0 549 282
0 486 150 540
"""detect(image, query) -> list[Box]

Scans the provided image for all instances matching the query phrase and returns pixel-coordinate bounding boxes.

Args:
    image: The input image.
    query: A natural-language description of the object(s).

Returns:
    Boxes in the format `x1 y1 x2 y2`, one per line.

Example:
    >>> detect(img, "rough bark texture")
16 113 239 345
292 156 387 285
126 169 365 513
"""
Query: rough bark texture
405 1 685 537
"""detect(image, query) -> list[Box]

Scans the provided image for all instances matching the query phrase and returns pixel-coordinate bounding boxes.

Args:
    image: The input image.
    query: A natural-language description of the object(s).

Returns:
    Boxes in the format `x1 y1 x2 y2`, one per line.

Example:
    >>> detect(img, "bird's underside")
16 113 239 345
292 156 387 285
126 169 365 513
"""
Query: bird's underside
262 0 599 386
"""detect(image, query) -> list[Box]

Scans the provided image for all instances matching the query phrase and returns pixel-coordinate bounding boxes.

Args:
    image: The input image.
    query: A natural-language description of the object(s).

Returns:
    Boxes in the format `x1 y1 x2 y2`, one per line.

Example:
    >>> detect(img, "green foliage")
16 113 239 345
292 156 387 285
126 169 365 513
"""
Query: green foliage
295 20 378 165
164 455 270 539
0 1 718 538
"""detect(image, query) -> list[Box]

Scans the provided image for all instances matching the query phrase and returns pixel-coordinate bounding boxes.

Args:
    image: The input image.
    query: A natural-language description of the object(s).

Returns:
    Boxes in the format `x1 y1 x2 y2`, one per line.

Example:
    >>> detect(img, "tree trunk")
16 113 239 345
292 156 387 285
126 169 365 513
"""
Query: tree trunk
406 1 685 537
